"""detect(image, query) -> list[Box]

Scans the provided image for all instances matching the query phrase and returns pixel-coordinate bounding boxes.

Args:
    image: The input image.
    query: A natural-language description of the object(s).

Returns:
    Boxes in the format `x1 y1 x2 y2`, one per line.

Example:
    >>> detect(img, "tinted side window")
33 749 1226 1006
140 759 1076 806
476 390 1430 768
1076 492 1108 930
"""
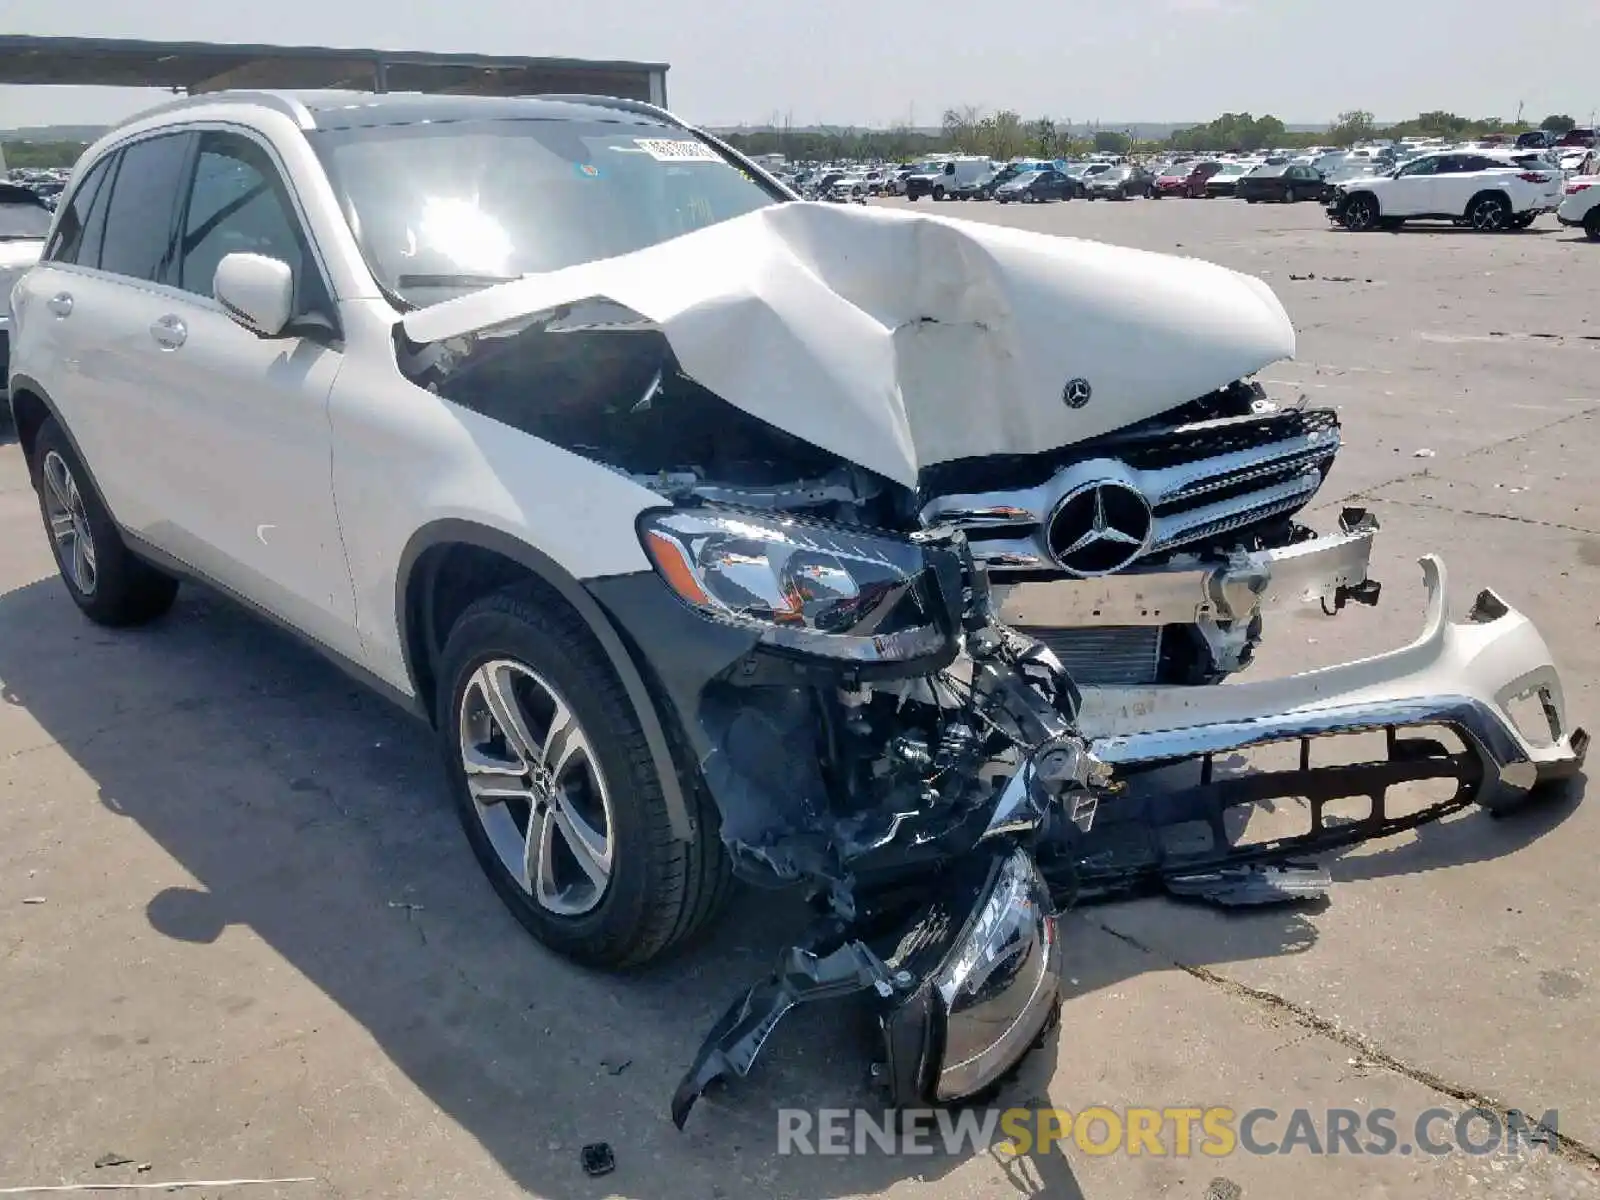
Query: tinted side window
46 154 115 265
177 132 308 300
99 133 195 282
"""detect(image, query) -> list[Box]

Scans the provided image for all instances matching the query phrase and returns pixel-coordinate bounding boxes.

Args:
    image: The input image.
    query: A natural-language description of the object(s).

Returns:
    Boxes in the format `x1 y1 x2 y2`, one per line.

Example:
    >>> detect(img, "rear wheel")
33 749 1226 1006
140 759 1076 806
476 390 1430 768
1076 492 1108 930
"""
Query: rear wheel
1586 209 1600 241
31 419 178 626
1283 186 1298 203
1467 193 1511 232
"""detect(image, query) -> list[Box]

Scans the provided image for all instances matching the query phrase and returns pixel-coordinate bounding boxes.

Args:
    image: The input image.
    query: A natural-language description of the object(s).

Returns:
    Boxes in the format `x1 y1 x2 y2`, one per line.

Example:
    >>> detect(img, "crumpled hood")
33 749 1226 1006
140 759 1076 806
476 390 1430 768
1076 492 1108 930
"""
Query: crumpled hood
402 202 1295 489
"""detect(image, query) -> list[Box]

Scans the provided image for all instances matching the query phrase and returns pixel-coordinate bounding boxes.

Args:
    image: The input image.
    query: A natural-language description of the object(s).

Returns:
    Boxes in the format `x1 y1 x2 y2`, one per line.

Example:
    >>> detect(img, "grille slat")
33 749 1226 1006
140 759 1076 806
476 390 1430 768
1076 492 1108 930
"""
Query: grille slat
1018 625 1163 686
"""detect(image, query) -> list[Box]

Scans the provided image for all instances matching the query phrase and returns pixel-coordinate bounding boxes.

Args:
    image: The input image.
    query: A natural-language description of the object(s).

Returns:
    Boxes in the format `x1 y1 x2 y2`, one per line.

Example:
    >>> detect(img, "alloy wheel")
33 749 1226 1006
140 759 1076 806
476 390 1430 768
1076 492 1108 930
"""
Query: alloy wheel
458 658 616 917
1345 197 1377 231
1470 196 1508 231
41 450 96 596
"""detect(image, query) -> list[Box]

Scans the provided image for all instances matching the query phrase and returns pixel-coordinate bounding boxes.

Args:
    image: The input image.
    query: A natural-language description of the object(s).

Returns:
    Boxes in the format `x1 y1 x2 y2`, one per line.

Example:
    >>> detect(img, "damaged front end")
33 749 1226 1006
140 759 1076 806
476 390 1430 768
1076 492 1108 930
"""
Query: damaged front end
392 201 1585 1127
605 519 1107 1128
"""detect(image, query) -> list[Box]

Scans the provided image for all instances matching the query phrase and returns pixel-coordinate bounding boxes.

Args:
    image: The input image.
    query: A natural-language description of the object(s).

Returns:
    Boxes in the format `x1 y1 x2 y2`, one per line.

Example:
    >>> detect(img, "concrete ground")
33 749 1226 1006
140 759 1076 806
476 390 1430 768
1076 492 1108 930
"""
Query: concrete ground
3 195 1598 1199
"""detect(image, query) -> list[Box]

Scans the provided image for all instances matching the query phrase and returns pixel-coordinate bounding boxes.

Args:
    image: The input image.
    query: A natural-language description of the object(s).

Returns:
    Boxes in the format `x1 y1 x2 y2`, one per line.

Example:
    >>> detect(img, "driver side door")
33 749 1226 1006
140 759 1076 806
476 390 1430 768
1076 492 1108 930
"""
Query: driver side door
1388 155 1442 215
131 128 360 659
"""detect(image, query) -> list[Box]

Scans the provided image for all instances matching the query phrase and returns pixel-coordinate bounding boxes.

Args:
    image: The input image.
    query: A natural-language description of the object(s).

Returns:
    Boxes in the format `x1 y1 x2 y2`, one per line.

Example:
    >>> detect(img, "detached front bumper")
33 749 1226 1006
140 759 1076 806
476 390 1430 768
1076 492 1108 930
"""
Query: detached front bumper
1078 555 1586 809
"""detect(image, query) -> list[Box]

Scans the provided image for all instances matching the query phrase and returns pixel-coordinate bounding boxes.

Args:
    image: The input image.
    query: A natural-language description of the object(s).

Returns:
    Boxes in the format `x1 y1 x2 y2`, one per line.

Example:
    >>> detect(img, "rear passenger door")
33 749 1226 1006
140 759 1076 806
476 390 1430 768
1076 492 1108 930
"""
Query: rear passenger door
29 132 198 531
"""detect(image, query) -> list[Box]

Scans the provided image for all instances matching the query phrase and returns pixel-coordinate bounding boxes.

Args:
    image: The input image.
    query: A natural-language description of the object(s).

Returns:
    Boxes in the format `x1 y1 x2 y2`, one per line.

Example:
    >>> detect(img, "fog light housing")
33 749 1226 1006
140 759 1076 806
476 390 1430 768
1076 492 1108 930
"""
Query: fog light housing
879 847 1064 1106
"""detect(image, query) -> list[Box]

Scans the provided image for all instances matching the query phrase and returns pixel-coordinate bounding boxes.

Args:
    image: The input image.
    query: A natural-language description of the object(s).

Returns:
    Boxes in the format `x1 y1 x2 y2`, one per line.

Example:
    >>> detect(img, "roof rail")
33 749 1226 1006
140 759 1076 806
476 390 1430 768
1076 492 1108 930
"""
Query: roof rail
533 94 686 129
106 89 317 134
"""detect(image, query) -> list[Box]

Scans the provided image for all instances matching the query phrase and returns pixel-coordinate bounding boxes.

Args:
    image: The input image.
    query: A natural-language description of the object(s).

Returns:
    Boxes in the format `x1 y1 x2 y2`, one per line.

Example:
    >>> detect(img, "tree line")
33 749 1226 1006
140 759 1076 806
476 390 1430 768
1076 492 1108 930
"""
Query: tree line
720 108 1580 164
3 110 1584 173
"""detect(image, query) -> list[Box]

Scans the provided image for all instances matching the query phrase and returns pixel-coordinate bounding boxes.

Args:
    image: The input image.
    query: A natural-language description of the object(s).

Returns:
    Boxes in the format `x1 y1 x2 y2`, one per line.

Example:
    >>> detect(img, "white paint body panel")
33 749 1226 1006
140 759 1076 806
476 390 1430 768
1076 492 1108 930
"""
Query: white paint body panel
404 201 1297 489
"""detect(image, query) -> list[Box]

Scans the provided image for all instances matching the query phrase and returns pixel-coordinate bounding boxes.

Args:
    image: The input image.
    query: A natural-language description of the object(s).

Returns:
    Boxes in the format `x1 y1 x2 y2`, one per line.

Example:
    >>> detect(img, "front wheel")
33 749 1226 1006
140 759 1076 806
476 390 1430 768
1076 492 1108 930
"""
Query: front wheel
438 587 731 968
1341 193 1379 231
1283 186 1298 203
31 419 178 626
932 185 946 201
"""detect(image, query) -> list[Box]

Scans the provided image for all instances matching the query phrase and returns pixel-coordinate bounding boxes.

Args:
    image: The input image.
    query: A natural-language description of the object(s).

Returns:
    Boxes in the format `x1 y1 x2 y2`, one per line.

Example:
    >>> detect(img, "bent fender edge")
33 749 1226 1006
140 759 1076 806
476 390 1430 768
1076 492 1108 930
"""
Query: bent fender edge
395 519 695 842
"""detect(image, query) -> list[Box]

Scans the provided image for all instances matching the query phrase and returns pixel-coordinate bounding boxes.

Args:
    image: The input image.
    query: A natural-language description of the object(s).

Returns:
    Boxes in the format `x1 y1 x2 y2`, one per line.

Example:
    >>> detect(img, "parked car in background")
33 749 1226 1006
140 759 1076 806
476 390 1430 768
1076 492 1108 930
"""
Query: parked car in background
993 168 1077 203
827 174 869 203
906 156 993 201
1327 150 1562 232
1556 176 1600 239
1153 161 1209 197
1085 164 1155 200
1237 162 1325 203
0 182 53 405
1203 162 1252 197
1177 160 1223 198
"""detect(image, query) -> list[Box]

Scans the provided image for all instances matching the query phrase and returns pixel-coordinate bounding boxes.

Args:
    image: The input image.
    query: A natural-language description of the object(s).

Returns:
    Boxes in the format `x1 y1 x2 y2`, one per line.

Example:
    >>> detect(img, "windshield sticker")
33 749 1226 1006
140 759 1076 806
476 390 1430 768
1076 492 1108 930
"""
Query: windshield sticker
632 138 723 163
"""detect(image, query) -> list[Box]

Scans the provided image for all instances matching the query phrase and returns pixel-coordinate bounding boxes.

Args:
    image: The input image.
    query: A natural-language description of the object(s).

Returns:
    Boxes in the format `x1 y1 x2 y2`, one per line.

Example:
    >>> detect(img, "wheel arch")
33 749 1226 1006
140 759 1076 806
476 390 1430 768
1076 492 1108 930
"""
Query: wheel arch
1464 188 1512 217
395 518 694 841
6 375 114 507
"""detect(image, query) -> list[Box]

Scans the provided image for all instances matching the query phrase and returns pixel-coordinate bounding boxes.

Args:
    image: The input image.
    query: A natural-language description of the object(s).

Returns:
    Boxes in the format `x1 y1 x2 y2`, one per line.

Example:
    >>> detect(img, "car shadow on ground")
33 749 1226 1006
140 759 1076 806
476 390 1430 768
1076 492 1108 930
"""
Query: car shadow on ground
0 575 1576 1199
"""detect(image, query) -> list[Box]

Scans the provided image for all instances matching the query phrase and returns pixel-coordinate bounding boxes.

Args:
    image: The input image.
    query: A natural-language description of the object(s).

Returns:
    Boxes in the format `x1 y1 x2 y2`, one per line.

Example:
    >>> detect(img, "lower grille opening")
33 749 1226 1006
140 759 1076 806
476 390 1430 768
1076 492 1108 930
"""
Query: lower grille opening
1018 625 1163 687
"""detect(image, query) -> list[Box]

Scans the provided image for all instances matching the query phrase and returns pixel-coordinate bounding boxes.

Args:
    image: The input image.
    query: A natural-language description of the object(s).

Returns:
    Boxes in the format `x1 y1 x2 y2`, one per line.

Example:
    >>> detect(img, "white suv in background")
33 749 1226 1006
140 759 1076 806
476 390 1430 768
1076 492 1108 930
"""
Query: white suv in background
1327 149 1563 231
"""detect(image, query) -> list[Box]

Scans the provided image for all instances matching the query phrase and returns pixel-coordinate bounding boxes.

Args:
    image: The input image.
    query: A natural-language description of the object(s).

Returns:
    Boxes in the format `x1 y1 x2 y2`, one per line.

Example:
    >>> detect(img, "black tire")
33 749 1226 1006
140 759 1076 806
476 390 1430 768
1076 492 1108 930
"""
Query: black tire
31 418 178 627
1586 209 1600 241
1466 192 1511 232
1283 186 1298 203
932 185 946 201
437 586 731 969
1342 193 1380 231
1509 213 1536 229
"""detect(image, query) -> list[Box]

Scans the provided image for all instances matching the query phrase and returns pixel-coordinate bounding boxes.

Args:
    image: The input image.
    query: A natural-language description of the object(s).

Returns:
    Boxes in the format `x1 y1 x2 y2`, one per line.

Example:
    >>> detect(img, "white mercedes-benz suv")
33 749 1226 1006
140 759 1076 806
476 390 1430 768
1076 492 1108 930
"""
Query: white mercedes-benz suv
1327 148 1563 231
9 90 1583 1124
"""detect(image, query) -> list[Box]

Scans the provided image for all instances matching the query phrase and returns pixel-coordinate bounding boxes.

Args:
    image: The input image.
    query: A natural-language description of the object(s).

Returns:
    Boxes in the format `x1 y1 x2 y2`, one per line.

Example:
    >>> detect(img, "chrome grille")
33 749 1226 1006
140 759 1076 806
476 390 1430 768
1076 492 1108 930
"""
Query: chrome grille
1018 626 1163 686
921 408 1340 576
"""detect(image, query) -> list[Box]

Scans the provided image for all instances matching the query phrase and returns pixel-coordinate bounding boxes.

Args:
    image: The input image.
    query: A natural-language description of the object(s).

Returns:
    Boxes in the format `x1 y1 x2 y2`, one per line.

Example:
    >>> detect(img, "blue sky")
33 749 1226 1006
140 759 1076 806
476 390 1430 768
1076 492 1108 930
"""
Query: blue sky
3 0 1597 130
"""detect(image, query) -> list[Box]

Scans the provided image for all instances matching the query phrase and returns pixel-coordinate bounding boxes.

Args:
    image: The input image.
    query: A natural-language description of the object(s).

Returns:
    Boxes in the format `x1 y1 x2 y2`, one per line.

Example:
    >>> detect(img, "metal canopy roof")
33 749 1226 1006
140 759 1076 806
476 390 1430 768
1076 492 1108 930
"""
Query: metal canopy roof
0 36 668 104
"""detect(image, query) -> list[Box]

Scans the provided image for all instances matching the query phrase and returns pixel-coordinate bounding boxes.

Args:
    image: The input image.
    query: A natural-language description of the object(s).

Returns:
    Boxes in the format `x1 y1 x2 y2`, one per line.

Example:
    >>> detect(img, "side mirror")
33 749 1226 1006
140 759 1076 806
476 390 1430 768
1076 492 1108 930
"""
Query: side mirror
214 252 294 338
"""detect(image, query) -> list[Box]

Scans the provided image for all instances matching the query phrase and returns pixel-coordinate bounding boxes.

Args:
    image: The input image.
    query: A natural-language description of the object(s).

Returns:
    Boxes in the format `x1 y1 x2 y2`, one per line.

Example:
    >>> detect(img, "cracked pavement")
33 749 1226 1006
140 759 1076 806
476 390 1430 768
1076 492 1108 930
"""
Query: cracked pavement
1 197 1597 1198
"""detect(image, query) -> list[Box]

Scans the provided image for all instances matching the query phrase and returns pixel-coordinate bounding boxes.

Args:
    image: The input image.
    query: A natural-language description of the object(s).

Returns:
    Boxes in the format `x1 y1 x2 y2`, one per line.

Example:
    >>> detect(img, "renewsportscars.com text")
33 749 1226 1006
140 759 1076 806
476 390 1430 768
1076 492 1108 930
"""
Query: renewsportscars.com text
777 1106 1560 1158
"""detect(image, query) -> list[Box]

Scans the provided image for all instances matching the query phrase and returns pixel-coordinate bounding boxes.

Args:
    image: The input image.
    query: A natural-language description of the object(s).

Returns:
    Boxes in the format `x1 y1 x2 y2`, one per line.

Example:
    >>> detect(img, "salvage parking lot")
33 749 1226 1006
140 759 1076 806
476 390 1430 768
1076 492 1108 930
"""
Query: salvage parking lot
3 197 1598 1199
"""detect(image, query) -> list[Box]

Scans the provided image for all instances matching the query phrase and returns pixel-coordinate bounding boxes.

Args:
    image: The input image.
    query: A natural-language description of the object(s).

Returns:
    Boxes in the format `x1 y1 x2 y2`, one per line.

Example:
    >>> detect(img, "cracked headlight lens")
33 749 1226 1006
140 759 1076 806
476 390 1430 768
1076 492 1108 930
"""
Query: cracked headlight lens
638 507 950 662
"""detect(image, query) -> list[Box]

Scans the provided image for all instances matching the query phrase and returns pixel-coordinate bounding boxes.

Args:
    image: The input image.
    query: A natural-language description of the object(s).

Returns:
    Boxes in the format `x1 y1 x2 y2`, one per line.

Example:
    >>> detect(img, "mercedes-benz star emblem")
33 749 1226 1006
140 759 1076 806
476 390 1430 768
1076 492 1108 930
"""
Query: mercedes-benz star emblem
1063 377 1092 409
1046 481 1153 576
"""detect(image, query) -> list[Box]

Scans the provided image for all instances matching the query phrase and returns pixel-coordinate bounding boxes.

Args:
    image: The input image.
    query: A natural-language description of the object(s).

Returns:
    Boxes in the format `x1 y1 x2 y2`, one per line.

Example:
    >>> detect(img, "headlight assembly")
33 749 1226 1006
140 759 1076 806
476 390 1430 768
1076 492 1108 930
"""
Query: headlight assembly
638 507 952 663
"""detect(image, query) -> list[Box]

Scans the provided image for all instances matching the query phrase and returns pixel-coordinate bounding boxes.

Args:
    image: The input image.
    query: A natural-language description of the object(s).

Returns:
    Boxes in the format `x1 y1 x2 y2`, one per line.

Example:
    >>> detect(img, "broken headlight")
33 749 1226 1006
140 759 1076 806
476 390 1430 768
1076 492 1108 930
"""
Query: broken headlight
639 507 950 662
880 848 1063 1105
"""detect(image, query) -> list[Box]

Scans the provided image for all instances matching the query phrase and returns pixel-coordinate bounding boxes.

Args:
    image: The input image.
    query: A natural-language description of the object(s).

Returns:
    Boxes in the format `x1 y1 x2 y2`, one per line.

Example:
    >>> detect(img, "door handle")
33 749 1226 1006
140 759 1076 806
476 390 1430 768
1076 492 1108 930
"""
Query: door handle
47 292 73 318
150 314 187 350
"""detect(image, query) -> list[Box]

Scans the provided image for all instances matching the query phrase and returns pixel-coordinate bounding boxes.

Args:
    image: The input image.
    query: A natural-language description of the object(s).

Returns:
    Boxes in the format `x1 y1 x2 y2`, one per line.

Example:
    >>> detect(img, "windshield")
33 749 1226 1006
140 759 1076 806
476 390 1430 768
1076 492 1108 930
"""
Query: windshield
310 118 781 306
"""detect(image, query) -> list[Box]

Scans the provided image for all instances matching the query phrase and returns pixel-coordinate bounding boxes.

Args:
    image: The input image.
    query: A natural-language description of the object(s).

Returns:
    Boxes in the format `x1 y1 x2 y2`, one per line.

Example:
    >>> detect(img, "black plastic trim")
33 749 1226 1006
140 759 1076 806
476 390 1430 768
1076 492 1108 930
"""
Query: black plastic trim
394 519 694 841
122 530 428 722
